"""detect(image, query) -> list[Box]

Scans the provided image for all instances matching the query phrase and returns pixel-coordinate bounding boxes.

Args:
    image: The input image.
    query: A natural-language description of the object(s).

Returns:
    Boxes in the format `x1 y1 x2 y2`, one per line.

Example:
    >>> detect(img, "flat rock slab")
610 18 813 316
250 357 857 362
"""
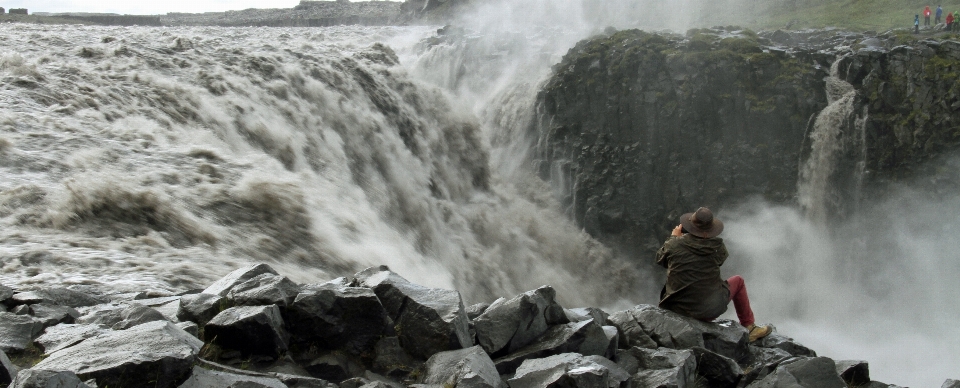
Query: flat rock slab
473 286 568 355
285 279 390 355
8 369 91 388
418 345 505 388
34 320 203 388
508 353 629 388
75 302 128 327
177 366 287 388
747 357 846 388
203 263 280 297
356 267 471 359
0 312 45 353
10 288 101 308
206 305 289 359
228 273 301 307
493 319 610 375
29 303 80 328
35 324 108 355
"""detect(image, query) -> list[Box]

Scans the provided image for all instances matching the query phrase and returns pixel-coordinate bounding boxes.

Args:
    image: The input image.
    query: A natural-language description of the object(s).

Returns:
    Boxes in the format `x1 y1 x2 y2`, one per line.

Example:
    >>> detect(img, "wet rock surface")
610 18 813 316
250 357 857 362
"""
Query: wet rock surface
0 263 946 388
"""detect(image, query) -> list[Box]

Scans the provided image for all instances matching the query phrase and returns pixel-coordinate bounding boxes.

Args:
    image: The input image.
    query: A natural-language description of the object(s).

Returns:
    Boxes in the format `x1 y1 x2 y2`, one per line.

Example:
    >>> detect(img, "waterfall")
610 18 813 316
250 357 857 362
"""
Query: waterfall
797 56 868 223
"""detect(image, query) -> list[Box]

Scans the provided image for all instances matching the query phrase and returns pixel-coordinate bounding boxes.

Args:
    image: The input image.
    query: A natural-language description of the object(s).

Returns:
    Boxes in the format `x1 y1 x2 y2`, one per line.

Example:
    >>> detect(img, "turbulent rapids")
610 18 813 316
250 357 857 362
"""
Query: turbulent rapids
0 24 640 307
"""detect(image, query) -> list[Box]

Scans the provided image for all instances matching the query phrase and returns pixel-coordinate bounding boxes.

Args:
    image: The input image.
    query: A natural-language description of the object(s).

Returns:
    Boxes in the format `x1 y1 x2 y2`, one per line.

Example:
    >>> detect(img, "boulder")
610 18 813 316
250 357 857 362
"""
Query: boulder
943 380 960 388
228 273 301 307
607 309 657 350
465 302 491 320
372 337 420 378
835 360 869 386
621 347 697 388
177 366 287 388
0 312 45 353
205 305 289 359
10 288 101 308
177 293 223 325
203 263 280 297
34 320 203 388
176 321 200 337
285 279 390 355
7 369 91 388
34 324 108 355
746 357 845 388
151 300 182 322
112 304 169 330
356 267 472 359
756 333 816 357
75 303 128 327
507 353 629 388
1 349 19 386
0 285 14 303
493 319 610 374
11 305 30 315
691 347 742 388
564 307 610 324
610 305 749 362
29 303 80 328
473 286 569 355
417 345 505 388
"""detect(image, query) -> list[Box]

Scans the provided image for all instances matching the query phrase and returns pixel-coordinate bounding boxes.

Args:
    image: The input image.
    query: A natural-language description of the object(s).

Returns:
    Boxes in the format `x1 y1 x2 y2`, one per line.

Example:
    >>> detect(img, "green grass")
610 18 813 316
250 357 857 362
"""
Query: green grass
750 0 960 31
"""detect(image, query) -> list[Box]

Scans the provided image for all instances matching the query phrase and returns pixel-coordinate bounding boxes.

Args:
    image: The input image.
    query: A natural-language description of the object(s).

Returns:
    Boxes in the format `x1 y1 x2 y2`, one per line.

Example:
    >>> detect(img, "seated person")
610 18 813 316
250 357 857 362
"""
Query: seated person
656 207 772 342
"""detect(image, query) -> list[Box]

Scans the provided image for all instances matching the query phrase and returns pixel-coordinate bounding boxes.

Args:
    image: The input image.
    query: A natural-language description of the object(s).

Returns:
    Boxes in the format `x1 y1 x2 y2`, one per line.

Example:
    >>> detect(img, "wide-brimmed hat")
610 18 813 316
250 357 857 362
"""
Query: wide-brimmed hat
680 207 724 238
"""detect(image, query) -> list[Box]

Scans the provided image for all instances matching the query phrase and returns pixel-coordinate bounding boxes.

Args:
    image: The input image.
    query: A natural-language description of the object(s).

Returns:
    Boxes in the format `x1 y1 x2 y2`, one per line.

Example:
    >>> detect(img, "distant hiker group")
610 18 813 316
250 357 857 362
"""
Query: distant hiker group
917 5 960 33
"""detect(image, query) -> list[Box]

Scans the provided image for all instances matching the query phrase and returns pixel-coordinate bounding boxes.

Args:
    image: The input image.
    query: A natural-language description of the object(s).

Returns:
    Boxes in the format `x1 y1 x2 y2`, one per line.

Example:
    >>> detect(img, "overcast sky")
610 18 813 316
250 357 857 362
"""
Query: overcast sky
4 0 399 15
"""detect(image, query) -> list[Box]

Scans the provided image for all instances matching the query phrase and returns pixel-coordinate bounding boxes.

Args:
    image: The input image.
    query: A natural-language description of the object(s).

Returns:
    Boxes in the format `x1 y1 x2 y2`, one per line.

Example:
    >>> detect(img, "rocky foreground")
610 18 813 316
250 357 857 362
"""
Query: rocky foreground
2 263 955 388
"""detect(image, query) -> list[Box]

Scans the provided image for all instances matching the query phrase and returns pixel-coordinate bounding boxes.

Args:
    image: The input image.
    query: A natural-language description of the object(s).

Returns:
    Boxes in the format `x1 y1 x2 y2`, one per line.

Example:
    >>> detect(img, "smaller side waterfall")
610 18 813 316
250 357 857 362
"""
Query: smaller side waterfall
798 56 869 223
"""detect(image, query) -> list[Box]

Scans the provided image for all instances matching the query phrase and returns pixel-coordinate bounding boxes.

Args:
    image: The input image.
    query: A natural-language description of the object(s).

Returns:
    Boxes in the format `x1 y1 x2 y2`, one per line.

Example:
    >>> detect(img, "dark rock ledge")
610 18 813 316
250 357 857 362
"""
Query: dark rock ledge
0 265 949 388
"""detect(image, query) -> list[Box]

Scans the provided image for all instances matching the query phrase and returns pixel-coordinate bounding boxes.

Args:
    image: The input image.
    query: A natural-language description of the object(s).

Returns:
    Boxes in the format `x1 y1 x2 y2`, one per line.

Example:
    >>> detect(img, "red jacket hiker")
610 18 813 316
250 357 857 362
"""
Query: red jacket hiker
925 6 932 17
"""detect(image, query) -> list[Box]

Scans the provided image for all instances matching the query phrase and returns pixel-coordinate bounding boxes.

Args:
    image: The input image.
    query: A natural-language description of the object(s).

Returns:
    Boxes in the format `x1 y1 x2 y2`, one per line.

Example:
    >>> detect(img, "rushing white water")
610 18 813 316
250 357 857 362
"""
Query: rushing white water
0 23 641 307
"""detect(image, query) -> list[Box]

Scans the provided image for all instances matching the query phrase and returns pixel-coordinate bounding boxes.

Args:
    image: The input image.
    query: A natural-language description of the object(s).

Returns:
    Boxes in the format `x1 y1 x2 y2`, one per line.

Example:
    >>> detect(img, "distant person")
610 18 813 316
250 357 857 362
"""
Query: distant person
955 11 960 28
924 5 932 26
656 207 773 342
948 10 954 31
936 5 943 24
916 14 921 34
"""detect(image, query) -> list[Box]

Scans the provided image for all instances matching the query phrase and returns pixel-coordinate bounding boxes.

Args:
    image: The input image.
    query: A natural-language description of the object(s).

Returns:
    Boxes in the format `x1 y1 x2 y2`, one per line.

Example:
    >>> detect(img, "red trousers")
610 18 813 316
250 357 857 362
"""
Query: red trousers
727 275 755 327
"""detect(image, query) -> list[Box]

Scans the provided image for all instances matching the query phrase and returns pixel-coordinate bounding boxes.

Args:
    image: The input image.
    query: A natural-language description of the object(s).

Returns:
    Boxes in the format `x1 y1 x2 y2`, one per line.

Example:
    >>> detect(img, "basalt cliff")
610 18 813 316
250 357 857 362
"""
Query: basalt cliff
534 28 960 258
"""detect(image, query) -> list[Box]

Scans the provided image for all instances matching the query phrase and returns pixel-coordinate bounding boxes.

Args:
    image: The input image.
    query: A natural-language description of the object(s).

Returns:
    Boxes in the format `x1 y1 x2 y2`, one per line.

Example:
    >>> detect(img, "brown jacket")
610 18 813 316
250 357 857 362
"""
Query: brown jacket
656 234 730 320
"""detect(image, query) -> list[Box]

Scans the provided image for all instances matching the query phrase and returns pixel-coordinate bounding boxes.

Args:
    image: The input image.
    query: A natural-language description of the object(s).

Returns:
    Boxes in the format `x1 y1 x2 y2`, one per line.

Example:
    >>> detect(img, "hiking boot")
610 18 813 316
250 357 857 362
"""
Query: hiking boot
746 324 772 342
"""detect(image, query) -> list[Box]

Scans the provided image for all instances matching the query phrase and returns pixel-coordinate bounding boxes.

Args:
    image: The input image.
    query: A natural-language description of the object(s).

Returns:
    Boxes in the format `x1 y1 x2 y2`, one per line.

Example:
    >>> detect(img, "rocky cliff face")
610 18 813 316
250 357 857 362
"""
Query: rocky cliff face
534 28 960 256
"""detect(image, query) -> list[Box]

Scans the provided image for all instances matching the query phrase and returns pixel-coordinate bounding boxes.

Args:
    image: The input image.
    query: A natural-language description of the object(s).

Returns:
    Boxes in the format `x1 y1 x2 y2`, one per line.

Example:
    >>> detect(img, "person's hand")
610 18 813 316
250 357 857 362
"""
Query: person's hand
671 224 683 237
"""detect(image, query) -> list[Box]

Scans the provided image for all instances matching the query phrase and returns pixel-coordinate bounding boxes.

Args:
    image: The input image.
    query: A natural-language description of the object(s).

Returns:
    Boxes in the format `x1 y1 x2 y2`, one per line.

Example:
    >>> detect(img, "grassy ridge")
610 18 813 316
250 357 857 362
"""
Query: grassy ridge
753 0 960 31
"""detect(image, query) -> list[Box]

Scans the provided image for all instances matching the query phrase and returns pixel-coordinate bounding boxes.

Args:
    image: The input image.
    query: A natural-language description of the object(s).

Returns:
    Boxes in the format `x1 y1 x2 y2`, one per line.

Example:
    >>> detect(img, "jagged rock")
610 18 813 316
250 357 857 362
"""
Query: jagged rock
75 302 128 327
601 326 618 358
177 366 287 388
10 288 101 308
203 263 280 297
304 352 365 382
34 320 203 388
564 307 610 324
177 293 223 325
35 324 108 355
176 321 199 337
746 357 845 388
1 349 19 386
466 302 490 320
372 337 419 378
205 305 289 359
112 304 169 330
493 319 610 374
11 305 31 315
610 305 749 362
756 333 816 357
355 267 471 359
618 347 697 388
285 279 390 355
7 369 91 388
749 345 793 366
473 286 569 355
835 360 869 386
228 273 301 307
608 309 658 350
691 347 743 388
943 380 960 388
417 345 505 388
274 373 338 388
151 300 182 323
29 303 80 328
0 312 45 353
0 285 14 303
507 353 629 388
